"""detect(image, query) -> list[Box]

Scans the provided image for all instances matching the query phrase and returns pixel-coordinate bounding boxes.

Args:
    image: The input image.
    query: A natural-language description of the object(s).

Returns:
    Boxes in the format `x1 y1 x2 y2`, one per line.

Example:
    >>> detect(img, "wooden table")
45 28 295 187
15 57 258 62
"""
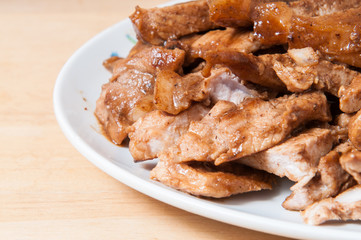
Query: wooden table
0 1 294 239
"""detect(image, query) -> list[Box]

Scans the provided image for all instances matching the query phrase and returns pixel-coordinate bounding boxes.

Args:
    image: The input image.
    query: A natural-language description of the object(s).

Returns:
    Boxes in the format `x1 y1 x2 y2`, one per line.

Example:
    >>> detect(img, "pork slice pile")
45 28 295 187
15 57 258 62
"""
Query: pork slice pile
95 0 361 225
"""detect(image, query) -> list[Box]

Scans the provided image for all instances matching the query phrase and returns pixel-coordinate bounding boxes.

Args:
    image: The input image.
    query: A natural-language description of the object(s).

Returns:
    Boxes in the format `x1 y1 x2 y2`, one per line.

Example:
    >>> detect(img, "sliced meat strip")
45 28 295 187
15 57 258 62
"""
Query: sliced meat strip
282 142 354 211
189 28 263 58
202 50 286 91
302 185 361 225
129 0 218 45
289 7 361 68
340 151 361 184
237 128 333 183
127 104 209 161
253 0 361 46
290 0 361 17
339 76 361 113
348 110 361 151
154 67 274 115
95 46 185 144
251 1 361 68
273 48 359 95
150 155 275 198
207 0 294 28
168 91 331 165
165 29 265 66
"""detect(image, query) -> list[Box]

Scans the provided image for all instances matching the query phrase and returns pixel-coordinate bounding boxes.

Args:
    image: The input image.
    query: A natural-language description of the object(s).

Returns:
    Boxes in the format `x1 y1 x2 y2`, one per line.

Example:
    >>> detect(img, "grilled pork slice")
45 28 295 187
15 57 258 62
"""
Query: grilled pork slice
168 92 331 165
302 185 361 225
202 50 286 90
95 46 185 144
252 1 361 68
289 7 361 68
282 142 354 211
130 0 218 45
207 0 294 28
273 48 359 95
154 67 274 115
237 128 333 183
202 48 360 94
290 0 361 17
165 29 266 66
127 104 209 161
349 110 361 151
339 76 361 113
150 155 275 198
190 29 263 57
340 151 361 184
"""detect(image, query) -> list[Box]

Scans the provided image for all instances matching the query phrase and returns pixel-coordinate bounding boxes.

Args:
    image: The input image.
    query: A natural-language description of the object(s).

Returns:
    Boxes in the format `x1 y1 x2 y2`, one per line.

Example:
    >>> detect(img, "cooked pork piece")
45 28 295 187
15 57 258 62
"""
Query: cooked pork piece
252 0 361 46
251 1 361 68
330 113 353 145
272 48 359 95
165 29 265 66
290 0 361 17
237 128 333 183
282 142 354 211
127 104 209 161
202 50 286 90
154 70 206 115
289 7 361 68
95 46 185 144
154 67 274 115
203 47 360 94
207 0 294 28
206 67 275 104
167 92 331 165
190 28 263 58
340 151 361 184
302 184 361 225
129 0 218 45
150 155 275 198
339 76 361 113
349 110 361 151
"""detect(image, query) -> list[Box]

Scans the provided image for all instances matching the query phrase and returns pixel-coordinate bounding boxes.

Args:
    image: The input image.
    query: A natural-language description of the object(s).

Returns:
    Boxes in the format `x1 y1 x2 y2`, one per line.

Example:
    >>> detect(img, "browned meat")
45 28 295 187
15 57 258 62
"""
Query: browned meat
272 48 359 95
252 2 294 46
289 7 361 68
150 155 275 198
339 76 361 113
127 104 209 161
189 28 265 63
165 29 265 66
207 0 294 28
154 67 274 115
202 50 286 91
253 0 361 46
202 47 360 94
251 1 361 68
330 113 353 145
290 0 361 17
167 92 331 166
282 142 354 211
302 184 361 225
340 151 361 184
237 128 333 183
349 110 361 151
130 0 218 45
95 46 185 144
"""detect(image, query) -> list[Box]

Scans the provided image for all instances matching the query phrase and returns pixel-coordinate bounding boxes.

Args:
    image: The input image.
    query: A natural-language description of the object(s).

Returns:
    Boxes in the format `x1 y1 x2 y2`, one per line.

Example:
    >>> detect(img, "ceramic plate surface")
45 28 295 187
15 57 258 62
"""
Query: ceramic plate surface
53 1 361 239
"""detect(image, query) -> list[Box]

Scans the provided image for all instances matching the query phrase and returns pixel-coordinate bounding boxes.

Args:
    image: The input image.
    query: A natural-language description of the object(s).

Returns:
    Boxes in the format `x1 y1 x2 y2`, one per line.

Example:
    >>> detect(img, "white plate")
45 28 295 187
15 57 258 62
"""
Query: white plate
53 1 361 239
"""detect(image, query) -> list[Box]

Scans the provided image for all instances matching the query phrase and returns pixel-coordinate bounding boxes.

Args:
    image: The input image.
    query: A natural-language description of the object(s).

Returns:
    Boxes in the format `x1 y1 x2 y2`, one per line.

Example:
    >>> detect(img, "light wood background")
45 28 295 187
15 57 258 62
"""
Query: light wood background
0 1 295 239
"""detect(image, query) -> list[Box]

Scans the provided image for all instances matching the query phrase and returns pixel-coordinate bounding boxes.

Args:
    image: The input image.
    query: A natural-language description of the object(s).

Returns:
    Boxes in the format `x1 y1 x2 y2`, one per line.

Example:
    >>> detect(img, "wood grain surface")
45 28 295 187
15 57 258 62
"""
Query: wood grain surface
0 1 295 239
